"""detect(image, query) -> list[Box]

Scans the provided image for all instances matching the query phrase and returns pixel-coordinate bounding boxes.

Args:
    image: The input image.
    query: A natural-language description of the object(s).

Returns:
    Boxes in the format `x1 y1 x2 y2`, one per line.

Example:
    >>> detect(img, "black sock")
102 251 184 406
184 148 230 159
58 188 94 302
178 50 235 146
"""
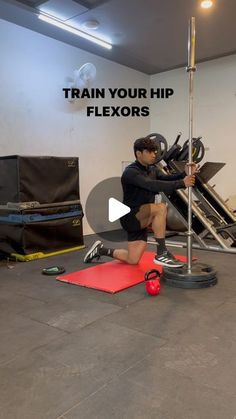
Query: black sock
99 247 114 258
155 238 167 255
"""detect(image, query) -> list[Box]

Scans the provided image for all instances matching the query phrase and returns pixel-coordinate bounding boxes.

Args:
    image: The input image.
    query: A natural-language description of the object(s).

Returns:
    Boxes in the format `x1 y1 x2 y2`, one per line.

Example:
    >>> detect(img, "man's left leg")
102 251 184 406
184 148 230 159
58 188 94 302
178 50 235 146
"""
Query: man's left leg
84 207 148 264
84 239 146 264
112 240 147 264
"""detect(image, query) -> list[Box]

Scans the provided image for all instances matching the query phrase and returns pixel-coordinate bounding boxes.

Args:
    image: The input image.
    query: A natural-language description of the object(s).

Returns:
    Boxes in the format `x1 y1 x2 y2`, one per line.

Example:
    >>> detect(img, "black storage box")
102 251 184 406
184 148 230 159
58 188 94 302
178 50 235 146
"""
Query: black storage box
0 155 80 205
0 215 84 255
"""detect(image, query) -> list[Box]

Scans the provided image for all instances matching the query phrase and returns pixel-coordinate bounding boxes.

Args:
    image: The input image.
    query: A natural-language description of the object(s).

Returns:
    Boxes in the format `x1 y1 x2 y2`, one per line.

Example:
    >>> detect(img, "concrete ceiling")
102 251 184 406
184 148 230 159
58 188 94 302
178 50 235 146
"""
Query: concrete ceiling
1 0 236 74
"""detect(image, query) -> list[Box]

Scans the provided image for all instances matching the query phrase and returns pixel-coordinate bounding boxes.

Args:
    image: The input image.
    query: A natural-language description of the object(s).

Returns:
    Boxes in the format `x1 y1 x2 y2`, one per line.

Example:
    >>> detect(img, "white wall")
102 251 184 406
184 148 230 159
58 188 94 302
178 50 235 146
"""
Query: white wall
150 55 236 199
0 19 150 234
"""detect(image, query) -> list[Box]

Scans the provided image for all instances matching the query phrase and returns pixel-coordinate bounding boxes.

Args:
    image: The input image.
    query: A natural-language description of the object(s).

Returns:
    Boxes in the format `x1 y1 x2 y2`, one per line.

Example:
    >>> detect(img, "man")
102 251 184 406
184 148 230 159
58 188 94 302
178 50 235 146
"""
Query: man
84 136 197 268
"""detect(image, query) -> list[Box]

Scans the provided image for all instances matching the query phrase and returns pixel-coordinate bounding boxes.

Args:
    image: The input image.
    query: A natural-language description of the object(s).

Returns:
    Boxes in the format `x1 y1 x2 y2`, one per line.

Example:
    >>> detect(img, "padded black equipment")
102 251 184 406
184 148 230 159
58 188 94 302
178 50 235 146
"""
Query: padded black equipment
0 155 80 205
0 214 84 255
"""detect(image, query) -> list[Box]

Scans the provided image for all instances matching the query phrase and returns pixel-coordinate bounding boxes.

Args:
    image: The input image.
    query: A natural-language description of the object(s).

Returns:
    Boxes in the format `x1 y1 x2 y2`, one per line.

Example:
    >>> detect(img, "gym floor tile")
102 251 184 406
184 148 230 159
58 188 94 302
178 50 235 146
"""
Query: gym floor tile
0 351 102 419
0 313 66 366
104 292 225 341
0 289 47 315
19 297 122 332
157 338 236 396
62 371 236 419
34 320 165 384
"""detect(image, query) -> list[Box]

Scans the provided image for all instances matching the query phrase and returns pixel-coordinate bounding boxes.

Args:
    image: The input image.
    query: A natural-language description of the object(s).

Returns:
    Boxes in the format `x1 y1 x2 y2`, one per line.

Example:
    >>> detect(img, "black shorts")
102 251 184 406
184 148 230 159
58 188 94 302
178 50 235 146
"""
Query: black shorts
120 209 148 242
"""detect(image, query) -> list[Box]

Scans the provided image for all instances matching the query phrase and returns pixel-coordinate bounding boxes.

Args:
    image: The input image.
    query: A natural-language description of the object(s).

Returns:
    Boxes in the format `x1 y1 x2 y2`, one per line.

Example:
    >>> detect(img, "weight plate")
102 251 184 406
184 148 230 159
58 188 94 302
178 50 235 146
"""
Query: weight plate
42 266 66 276
161 263 217 289
145 133 168 163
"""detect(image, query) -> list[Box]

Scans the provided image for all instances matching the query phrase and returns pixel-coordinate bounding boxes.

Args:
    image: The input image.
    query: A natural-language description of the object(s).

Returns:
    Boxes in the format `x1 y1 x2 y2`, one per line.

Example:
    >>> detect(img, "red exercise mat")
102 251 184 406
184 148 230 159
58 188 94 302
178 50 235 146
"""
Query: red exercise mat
57 252 195 294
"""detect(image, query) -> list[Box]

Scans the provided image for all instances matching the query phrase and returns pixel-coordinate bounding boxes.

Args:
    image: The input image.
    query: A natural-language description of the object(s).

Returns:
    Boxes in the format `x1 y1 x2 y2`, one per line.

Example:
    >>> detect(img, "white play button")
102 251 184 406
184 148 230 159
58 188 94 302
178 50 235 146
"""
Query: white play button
108 197 130 222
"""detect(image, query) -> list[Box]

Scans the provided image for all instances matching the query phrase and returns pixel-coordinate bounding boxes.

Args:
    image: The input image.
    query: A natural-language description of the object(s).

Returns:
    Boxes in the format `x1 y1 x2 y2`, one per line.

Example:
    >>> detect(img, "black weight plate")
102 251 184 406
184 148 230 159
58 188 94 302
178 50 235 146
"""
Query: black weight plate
162 276 217 289
145 133 168 163
42 266 66 275
194 139 205 163
162 263 217 282
176 138 205 163
161 263 217 289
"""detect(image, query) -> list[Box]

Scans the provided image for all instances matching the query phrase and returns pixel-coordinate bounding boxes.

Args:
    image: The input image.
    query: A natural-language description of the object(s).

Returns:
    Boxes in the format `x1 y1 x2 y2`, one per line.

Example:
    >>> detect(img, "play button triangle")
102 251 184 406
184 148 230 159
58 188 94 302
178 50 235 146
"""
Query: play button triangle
108 197 130 222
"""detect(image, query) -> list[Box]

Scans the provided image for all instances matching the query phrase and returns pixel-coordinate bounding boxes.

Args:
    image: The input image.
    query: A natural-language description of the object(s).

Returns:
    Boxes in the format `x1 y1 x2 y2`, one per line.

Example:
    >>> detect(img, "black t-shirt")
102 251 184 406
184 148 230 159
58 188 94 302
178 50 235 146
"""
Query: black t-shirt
121 160 185 210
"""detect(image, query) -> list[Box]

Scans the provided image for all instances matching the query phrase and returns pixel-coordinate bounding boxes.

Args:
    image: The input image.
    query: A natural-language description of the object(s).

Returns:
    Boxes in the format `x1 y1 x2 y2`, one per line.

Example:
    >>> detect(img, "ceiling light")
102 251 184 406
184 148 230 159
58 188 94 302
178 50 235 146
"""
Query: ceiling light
201 0 213 8
38 14 112 50
83 20 100 30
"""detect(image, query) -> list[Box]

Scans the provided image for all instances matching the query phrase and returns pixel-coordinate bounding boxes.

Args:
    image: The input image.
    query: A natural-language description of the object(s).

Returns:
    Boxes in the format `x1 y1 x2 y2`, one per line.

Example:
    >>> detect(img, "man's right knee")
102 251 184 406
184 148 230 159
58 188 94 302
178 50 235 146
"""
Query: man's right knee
152 203 167 217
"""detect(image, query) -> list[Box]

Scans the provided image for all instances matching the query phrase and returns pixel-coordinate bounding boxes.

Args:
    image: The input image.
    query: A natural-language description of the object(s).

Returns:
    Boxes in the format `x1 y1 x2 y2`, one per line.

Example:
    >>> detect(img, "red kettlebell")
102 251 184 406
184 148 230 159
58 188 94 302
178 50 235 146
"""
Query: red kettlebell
145 269 161 296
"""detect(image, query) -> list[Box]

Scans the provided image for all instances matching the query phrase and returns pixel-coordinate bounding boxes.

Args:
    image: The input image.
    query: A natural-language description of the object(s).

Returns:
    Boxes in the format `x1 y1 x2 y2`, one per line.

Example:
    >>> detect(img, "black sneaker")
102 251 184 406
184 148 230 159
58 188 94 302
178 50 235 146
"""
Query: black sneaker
166 250 178 261
153 251 184 268
84 240 103 263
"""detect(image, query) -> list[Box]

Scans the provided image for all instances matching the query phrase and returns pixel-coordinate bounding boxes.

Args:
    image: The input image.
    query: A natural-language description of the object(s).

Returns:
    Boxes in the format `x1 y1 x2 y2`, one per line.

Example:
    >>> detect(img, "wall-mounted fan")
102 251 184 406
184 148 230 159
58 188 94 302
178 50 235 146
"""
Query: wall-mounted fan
67 63 97 102
74 63 97 89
